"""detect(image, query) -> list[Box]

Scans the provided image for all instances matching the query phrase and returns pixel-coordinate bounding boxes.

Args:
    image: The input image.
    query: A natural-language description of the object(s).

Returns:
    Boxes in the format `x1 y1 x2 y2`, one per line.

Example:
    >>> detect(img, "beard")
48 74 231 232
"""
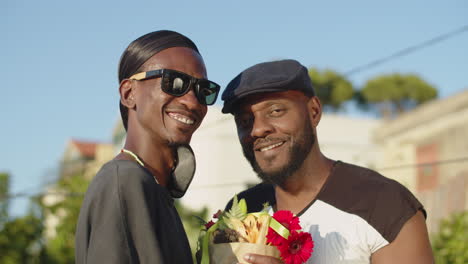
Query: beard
241 122 315 188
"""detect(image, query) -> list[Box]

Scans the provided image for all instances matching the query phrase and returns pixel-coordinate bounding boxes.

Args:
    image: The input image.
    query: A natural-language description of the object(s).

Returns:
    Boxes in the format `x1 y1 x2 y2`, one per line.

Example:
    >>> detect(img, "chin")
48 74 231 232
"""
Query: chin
255 154 288 170
167 136 192 146
258 163 283 175
252 161 289 186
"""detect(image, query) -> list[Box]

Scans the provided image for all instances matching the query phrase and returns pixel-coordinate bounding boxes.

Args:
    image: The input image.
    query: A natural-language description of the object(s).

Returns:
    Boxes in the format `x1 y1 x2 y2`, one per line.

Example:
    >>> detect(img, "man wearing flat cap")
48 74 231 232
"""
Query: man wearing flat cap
223 60 434 263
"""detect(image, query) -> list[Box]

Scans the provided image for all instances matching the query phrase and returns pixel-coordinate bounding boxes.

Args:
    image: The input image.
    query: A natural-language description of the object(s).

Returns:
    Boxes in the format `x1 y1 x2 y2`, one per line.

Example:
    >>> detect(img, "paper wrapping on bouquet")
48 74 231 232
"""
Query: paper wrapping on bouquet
209 242 281 264
200 212 290 264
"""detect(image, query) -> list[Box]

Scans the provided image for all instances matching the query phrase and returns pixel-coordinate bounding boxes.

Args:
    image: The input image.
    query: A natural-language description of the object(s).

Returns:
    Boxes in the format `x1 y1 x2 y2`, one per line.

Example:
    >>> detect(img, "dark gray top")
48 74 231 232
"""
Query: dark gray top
75 160 193 264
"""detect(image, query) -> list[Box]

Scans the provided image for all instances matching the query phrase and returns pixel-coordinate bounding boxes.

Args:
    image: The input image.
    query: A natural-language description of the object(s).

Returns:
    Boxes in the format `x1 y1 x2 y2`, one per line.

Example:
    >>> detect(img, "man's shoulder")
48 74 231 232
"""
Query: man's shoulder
334 161 404 191
225 183 275 212
94 160 154 183
326 161 418 209
327 161 424 243
85 160 156 197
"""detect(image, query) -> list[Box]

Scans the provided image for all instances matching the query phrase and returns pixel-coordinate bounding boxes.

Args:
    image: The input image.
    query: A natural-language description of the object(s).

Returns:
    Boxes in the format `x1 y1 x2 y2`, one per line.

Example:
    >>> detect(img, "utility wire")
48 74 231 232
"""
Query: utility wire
343 24 468 77
377 156 468 171
2 157 468 199
0 191 83 200
3 25 468 201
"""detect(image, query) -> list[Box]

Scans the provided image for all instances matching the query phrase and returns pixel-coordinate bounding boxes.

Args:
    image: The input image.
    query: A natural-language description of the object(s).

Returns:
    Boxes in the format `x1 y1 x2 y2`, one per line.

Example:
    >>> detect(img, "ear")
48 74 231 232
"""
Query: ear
119 79 136 109
307 96 322 127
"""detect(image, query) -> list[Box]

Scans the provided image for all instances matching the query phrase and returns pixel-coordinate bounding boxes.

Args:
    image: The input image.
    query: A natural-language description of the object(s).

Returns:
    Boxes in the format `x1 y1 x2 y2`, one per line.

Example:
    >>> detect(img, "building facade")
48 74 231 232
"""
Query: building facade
374 89 468 233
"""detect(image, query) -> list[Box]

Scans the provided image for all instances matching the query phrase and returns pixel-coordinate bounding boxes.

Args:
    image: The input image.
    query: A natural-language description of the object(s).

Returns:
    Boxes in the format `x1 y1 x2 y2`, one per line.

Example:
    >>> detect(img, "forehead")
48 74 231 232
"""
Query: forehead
233 90 309 115
142 47 207 78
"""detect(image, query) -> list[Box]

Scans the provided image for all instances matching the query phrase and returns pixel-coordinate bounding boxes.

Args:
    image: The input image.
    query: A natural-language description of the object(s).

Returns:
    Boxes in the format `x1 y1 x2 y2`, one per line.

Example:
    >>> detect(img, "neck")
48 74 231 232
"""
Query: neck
274 151 335 214
118 132 175 186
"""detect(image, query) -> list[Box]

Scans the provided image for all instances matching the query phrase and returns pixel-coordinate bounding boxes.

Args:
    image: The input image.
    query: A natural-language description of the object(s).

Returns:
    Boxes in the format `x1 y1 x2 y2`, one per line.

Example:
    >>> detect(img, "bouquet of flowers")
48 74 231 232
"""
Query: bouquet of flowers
197 196 314 264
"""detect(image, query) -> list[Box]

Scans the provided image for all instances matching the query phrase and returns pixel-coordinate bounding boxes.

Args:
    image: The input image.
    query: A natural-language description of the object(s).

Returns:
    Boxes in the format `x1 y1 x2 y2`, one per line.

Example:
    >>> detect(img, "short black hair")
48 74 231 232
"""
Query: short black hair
117 30 199 131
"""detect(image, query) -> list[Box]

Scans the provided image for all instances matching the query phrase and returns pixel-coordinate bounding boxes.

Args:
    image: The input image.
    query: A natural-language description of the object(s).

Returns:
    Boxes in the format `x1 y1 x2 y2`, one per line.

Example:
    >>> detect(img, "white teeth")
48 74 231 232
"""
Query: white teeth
259 142 284 152
168 113 195 125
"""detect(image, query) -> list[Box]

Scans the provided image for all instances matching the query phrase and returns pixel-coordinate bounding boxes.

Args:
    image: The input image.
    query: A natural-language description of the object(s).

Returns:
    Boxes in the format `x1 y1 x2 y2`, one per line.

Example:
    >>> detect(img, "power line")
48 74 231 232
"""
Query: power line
3 26 468 201
343 24 468 77
2 156 467 199
376 156 468 171
0 191 83 200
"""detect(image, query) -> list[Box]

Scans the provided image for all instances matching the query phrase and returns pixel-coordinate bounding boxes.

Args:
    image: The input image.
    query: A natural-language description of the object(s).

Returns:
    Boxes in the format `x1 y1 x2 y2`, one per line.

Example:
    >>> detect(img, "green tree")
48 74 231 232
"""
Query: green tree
360 73 437 118
40 174 90 264
0 214 45 264
0 172 45 264
175 200 209 262
432 211 468 264
0 172 10 223
308 68 354 111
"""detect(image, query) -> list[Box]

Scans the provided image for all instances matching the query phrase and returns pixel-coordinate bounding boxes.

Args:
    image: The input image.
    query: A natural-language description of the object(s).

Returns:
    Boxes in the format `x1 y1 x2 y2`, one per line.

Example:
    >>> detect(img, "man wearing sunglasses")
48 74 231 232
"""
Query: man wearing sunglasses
75 30 220 263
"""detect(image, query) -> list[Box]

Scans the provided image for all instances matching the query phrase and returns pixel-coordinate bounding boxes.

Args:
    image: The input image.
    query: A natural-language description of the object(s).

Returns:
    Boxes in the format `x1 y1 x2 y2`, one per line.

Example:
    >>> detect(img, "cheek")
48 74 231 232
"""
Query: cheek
279 114 303 131
200 105 208 118
145 79 167 102
148 88 171 108
238 131 255 152
136 89 167 121
236 126 251 143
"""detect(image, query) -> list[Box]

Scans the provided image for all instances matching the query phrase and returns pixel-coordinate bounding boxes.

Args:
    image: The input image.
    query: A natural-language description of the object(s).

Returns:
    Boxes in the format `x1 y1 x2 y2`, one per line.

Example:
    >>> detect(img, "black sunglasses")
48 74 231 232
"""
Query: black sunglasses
129 69 220 105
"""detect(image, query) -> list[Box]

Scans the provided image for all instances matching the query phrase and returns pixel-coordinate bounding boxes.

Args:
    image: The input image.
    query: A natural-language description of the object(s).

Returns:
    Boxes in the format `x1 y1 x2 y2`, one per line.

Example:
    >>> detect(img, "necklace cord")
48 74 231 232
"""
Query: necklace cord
121 149 159 184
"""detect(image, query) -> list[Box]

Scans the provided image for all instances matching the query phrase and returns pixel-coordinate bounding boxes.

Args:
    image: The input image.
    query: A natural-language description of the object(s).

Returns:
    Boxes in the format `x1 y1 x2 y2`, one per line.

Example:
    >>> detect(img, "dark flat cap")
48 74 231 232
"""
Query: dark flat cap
221 59 315 113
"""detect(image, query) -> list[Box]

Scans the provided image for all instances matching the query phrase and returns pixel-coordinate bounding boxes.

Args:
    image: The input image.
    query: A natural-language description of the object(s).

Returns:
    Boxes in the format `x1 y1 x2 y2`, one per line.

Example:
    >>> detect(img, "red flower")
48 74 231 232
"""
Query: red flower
204 220 215 229
273 210 301 231
213 210 223 219
278 231 314 264
267 210 301 246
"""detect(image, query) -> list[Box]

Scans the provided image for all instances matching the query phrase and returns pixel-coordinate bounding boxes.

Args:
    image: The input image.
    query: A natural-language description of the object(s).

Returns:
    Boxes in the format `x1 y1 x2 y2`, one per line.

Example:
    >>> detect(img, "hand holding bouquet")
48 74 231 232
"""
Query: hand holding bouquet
198 197 314 264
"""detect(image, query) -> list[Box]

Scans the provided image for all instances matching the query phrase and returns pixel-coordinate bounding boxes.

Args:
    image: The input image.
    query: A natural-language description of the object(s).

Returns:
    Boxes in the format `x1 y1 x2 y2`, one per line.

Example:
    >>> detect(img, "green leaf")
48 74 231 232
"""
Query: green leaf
239 198 247 214
192 215 208 226
226 195 247 220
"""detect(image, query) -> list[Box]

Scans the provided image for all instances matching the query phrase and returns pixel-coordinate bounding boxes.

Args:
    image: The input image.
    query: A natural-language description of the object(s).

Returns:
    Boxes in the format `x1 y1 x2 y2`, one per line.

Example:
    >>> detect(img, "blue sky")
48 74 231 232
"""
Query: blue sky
2 0 467 215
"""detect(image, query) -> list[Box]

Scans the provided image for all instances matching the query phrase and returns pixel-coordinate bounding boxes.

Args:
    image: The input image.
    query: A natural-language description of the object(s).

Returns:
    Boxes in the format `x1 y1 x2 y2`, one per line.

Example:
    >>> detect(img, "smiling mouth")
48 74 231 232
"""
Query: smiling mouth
258 141 284 152
168 112 195 125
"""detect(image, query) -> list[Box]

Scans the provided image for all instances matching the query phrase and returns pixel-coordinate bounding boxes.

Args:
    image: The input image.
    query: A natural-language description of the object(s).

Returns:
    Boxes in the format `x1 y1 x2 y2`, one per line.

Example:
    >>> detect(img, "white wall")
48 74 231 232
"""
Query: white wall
318 114 381 169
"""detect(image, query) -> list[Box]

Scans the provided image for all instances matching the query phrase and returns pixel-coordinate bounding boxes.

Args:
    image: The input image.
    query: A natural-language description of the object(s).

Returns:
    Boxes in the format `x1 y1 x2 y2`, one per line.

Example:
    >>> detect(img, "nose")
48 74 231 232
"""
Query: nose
178 88 204 110
250 115 274 139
